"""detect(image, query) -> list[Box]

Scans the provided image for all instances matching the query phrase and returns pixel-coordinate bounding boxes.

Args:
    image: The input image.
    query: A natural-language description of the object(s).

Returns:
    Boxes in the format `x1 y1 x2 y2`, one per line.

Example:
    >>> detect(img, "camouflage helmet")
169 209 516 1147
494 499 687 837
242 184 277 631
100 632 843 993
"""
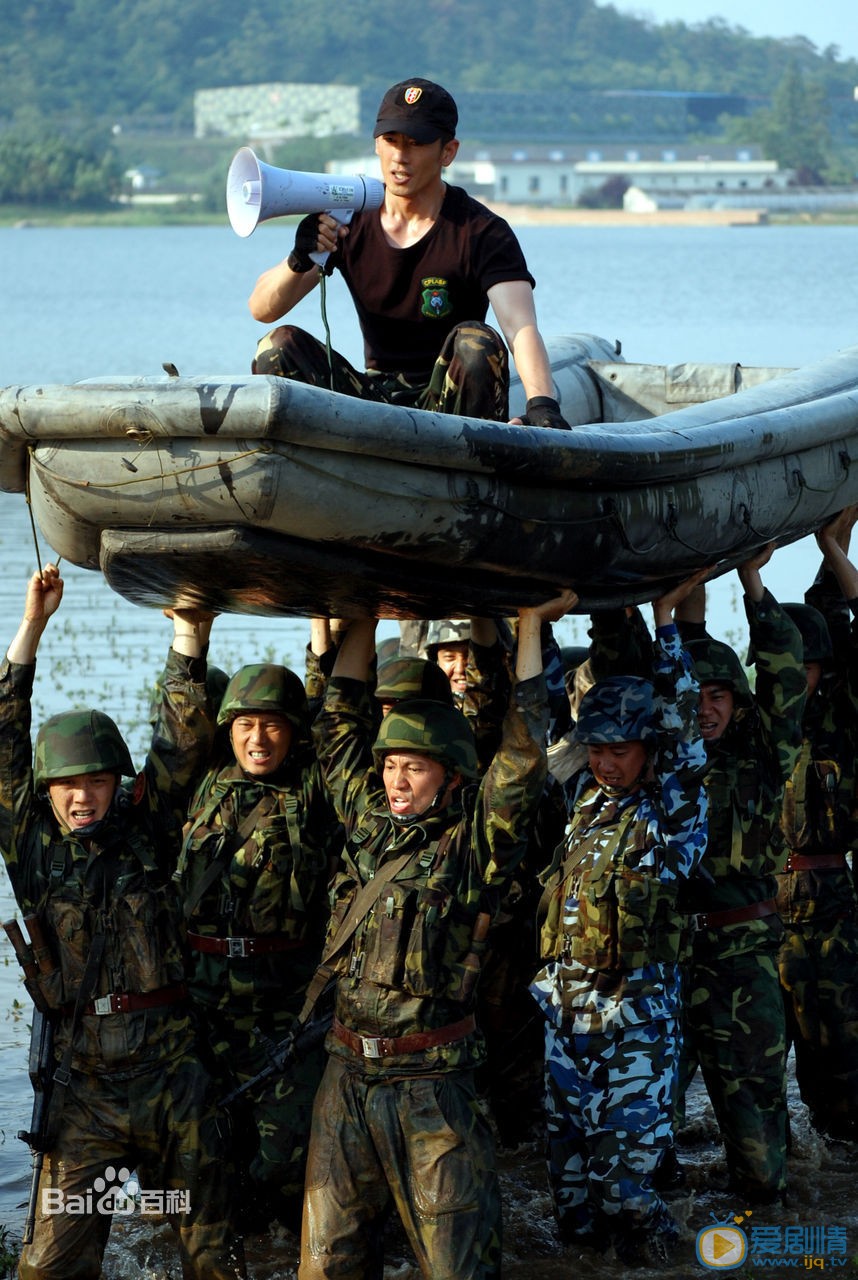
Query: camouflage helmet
685 637 752 705
148 663 229 726
425 619 471 655
375 657 454 707
373 697 479 778
575 676 656 744
34 710 135 789
782 604 833 666
217 663 307 729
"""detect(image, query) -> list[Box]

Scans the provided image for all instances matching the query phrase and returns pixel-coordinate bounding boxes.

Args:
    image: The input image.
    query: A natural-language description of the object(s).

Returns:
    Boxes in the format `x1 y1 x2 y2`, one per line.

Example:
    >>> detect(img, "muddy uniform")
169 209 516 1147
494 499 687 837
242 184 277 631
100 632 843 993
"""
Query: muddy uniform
177 725 340 1214
679 591 805 1203
254 185 534 421
777 575 858 1139
0 650 244 1280
531 625 707 1261
300 672 548 1280
465 628 566 1146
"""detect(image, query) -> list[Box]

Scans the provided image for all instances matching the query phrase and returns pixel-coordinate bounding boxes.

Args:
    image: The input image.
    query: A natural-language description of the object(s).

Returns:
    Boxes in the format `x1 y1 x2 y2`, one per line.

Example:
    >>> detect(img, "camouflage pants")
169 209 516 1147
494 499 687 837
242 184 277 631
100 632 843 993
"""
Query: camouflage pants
779 918 858 1137
204 1006 324 1211
543 1020 679 1248
679 945 787 1201
299 1056 501 1280
18 1053 245 1280
252 321 511 421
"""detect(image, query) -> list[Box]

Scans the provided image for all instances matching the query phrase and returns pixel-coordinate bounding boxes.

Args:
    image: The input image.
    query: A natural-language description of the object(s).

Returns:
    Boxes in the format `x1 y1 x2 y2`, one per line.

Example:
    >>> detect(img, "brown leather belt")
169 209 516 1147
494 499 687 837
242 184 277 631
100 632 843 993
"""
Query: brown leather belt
690 898 778 931
785 853 848 872
332 1014 476 1060
70 983 187 1017
187 931 304 958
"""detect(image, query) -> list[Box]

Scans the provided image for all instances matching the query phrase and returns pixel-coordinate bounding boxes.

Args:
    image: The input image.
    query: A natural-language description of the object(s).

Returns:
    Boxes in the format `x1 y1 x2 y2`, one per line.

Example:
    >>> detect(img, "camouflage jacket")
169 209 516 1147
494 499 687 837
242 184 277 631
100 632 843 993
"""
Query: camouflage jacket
312 670 549 1077
177 744 341 1021
777 568 858 925
683 589 805 952
531 624 707 1034
0 650 212 1075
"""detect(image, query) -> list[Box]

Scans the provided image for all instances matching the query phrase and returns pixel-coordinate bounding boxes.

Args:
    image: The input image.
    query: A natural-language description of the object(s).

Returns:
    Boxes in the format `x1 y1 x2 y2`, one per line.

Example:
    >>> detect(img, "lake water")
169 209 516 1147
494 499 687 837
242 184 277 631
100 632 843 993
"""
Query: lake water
2 219 858 1277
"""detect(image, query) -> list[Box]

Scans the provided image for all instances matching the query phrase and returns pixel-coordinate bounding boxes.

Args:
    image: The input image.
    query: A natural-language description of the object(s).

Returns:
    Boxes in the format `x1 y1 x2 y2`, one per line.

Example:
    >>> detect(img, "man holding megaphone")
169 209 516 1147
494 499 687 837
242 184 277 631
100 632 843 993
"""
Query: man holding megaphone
246 77 570 430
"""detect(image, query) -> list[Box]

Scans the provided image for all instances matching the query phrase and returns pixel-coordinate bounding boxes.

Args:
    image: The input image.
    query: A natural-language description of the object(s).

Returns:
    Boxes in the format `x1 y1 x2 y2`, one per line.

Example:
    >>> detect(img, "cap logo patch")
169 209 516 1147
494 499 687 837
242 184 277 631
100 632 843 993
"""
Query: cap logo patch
404 86 423 105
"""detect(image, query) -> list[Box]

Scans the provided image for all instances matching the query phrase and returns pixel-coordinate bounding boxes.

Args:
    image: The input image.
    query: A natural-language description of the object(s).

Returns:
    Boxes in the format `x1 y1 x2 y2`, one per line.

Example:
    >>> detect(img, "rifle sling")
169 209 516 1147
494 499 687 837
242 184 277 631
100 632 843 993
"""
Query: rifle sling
183 791 279 920
297 831 454 1025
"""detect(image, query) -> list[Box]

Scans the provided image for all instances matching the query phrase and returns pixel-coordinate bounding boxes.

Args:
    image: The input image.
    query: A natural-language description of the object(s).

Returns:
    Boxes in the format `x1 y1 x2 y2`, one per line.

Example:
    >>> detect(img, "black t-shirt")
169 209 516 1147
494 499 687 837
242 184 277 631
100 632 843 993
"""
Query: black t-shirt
329 184 536 380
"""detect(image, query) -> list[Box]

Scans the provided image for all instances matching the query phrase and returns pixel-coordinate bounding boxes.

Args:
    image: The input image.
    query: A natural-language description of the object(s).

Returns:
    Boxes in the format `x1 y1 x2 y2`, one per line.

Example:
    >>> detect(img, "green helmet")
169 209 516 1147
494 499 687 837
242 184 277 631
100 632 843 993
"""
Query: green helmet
34 710 135 789
685 637 752 705
375 657 453 707
148 663 229 726
575 676 656 744
425 619 471 655
373 698 479 779
783 604 833 666
217 663 307 730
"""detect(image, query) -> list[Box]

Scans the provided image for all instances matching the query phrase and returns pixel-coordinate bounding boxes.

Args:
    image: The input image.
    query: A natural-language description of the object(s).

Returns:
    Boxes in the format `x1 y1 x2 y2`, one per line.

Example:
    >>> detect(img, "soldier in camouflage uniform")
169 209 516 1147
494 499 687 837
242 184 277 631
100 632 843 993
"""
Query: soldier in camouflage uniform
0 564 245 1280
776 507 858 1141
676 545 806 1204
175 662 341 1231
299 593 573 1280
530 573 708 1266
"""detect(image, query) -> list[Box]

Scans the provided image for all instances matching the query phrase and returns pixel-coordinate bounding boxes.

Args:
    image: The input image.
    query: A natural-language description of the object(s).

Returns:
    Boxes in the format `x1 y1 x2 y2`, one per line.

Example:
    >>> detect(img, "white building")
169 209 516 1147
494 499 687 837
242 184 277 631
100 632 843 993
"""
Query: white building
328 143 789 207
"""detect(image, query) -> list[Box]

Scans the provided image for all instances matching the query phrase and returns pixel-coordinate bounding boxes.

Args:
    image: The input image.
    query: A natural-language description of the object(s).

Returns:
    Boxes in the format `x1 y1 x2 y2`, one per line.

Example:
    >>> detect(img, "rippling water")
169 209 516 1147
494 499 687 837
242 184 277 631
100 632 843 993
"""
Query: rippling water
2 218 858 1275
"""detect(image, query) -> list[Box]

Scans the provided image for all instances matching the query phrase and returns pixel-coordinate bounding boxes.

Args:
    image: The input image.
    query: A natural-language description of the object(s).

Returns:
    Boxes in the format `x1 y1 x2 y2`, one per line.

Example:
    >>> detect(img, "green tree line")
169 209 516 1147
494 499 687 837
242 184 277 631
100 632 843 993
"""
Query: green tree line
1 0 856 204
3 0 856 124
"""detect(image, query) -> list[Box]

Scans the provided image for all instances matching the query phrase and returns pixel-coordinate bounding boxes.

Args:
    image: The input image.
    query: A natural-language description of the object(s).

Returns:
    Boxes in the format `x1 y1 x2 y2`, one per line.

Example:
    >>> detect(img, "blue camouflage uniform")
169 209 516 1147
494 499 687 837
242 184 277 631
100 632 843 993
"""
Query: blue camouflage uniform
530 623 707 1263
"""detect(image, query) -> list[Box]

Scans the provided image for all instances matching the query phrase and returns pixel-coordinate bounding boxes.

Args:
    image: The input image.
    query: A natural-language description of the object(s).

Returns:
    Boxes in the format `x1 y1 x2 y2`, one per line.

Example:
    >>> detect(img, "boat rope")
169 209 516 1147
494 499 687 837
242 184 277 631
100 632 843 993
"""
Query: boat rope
25 447 45 574
28 447 272 492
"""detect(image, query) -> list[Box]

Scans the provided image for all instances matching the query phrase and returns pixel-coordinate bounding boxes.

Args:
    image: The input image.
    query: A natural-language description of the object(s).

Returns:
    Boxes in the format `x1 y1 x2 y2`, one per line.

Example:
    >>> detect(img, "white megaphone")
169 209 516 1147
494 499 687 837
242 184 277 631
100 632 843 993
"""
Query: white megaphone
226 147 385 264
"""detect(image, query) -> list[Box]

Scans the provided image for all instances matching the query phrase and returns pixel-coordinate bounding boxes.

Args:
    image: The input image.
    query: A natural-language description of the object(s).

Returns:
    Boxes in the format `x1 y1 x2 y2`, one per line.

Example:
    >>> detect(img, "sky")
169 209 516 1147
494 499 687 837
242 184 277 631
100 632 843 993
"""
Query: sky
599 0 858 63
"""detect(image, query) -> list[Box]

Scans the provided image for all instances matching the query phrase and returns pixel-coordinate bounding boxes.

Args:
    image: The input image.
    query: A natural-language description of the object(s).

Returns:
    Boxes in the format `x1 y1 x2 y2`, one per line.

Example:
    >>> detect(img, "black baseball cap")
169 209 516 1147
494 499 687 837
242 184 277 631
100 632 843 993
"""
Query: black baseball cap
373 79 458 144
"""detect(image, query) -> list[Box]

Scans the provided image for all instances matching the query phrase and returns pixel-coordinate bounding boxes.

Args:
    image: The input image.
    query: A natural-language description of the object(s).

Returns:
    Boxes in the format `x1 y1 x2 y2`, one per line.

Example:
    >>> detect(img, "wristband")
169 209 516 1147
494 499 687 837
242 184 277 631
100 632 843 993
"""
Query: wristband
287 248 315 274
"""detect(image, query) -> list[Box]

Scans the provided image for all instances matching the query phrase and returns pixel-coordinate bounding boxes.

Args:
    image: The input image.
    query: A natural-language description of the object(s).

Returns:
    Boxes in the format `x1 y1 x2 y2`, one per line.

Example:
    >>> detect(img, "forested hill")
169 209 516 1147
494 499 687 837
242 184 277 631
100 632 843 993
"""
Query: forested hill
4 0 857 128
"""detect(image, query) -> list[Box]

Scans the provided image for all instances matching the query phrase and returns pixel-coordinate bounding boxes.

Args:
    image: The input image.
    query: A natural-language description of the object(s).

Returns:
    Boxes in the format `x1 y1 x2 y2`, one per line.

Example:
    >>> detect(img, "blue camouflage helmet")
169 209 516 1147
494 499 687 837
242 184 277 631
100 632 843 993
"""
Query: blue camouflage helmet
373 697 479 778
217 663 308 730
575 676 656 744
34 710 135 789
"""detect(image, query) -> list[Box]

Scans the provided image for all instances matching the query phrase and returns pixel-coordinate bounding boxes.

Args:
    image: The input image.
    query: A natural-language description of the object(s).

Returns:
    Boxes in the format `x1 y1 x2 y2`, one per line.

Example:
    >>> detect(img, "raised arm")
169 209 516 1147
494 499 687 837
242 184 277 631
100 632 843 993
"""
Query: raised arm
816 506 858 602
7 564 64 665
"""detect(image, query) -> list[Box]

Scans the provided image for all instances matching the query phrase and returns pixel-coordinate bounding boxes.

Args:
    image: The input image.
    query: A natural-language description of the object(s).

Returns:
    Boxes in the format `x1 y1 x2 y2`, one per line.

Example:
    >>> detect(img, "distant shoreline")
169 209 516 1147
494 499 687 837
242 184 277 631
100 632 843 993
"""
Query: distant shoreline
2 204 857 230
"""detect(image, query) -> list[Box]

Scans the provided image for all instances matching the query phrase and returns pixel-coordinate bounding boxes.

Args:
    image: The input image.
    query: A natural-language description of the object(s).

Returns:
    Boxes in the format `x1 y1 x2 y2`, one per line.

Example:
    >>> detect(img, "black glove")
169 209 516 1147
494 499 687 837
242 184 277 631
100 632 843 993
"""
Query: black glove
287 213 321 273
523 396 571 430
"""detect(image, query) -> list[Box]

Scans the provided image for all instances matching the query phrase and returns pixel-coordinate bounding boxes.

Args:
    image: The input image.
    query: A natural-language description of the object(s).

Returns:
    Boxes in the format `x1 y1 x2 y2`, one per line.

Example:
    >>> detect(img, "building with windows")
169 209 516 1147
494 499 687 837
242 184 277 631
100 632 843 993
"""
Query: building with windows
328 143 790 207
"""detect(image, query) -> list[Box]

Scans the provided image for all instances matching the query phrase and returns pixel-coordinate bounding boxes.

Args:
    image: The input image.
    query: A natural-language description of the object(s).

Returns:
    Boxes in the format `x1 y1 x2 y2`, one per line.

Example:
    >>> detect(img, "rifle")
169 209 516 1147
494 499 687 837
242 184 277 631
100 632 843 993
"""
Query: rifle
3 917 57 1245
220 983 335 1110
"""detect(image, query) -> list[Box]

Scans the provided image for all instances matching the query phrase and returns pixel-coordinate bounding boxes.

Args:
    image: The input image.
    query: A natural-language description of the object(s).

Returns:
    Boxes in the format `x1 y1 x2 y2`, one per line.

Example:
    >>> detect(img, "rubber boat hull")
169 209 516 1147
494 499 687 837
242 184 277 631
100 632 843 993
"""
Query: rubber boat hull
1 335 856 616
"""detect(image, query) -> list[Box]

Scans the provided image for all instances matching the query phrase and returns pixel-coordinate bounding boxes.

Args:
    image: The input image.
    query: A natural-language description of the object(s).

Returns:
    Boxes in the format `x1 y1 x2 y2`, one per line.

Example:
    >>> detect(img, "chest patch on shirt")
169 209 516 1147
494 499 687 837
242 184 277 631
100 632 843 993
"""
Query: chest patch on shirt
421 278 452 319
